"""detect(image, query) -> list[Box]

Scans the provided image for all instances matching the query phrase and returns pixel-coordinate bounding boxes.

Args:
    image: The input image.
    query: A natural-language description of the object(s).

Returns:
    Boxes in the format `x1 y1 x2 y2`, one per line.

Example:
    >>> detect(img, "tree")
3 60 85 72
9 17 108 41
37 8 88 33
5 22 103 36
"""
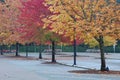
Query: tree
18 0 60 61
0 2 11 45
18 0 47 57
45 0 120 71
0 0 24 56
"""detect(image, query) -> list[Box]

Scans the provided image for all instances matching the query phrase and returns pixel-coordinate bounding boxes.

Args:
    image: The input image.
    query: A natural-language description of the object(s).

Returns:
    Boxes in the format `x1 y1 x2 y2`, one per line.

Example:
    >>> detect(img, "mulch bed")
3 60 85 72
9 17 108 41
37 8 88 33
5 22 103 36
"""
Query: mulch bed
42 61 57 64
69 70 120 75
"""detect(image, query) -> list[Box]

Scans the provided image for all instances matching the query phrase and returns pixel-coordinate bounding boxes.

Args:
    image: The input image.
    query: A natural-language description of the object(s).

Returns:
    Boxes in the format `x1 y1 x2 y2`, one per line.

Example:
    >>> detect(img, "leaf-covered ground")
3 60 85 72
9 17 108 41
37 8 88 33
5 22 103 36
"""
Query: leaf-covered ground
69 70 120 75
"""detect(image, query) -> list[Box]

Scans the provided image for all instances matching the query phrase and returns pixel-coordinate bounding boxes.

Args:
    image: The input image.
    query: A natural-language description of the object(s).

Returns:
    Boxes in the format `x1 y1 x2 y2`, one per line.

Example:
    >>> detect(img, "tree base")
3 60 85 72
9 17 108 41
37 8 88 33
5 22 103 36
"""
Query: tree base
101 67 109 71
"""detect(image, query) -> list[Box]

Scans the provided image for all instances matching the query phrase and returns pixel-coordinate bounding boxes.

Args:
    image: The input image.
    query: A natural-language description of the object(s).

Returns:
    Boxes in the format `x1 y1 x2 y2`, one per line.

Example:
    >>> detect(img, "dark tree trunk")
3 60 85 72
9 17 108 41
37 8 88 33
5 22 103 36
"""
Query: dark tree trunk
51 41 56 62
73 37 77 65
39 44 42 59
98 35 106 71
15 43 19 56
0 45 3 55
25 43 28 57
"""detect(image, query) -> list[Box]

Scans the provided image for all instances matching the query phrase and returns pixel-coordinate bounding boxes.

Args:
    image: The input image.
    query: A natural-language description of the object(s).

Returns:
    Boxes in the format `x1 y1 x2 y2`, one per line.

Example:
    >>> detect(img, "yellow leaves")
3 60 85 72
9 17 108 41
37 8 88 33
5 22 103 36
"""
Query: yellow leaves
59 14 73 22
51 22 66 34
0 32 8 37
49 15 59 21
49 5 63 13
45 0 58 5
83 33 99 47
45 0 63 13
104 36 116 46
84 35 116 47
44 0 120 45
42 18 52 28
0 31 11 44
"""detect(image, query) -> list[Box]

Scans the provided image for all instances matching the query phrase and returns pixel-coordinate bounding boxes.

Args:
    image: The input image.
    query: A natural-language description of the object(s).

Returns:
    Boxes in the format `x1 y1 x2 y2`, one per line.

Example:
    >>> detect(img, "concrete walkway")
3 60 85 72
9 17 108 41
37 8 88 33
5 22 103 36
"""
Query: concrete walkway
1 52 120 80
21 52 120 70
0 57 47 80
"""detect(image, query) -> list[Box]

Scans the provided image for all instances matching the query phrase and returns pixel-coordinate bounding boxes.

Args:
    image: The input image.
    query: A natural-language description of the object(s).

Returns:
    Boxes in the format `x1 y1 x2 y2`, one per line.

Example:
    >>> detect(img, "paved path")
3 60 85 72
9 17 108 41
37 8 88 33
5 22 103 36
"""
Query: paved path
0 57 47 80
1 54 120 80
20 52 120 70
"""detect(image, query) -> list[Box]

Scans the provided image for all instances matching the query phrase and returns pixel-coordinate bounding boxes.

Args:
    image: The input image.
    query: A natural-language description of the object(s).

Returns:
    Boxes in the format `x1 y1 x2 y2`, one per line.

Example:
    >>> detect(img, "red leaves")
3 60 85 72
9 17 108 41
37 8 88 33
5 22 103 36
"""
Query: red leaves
19 0 51 27
18 0 52 44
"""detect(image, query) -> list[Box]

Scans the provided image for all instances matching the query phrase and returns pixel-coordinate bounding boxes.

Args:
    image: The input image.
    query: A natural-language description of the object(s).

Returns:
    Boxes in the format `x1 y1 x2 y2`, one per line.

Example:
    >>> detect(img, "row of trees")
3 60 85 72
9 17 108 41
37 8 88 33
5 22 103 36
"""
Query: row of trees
0 0 120 71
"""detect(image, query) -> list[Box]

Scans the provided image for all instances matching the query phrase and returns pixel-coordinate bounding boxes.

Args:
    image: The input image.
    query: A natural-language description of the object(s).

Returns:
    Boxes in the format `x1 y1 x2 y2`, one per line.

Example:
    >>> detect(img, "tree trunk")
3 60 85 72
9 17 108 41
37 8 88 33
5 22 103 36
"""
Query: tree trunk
73 37 77 65
15 43 19 56
0 45 3 55
98 35 106 71
39 44 42 59
25 43 28 57
51 41 56 62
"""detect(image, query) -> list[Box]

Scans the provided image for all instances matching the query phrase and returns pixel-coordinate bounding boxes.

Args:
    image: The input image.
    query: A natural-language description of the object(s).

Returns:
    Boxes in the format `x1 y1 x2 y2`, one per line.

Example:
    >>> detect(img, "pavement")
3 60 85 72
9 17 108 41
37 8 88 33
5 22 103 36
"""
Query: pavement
1 52 120 80
20 52 120 70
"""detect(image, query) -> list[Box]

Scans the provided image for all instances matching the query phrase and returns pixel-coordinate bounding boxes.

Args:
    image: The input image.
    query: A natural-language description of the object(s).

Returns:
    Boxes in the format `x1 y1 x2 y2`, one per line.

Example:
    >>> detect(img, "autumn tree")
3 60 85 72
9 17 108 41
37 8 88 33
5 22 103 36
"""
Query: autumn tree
18 0 59 61
0 1 10 55
45 0 120 71
0 0 24 56
18 0 45 57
